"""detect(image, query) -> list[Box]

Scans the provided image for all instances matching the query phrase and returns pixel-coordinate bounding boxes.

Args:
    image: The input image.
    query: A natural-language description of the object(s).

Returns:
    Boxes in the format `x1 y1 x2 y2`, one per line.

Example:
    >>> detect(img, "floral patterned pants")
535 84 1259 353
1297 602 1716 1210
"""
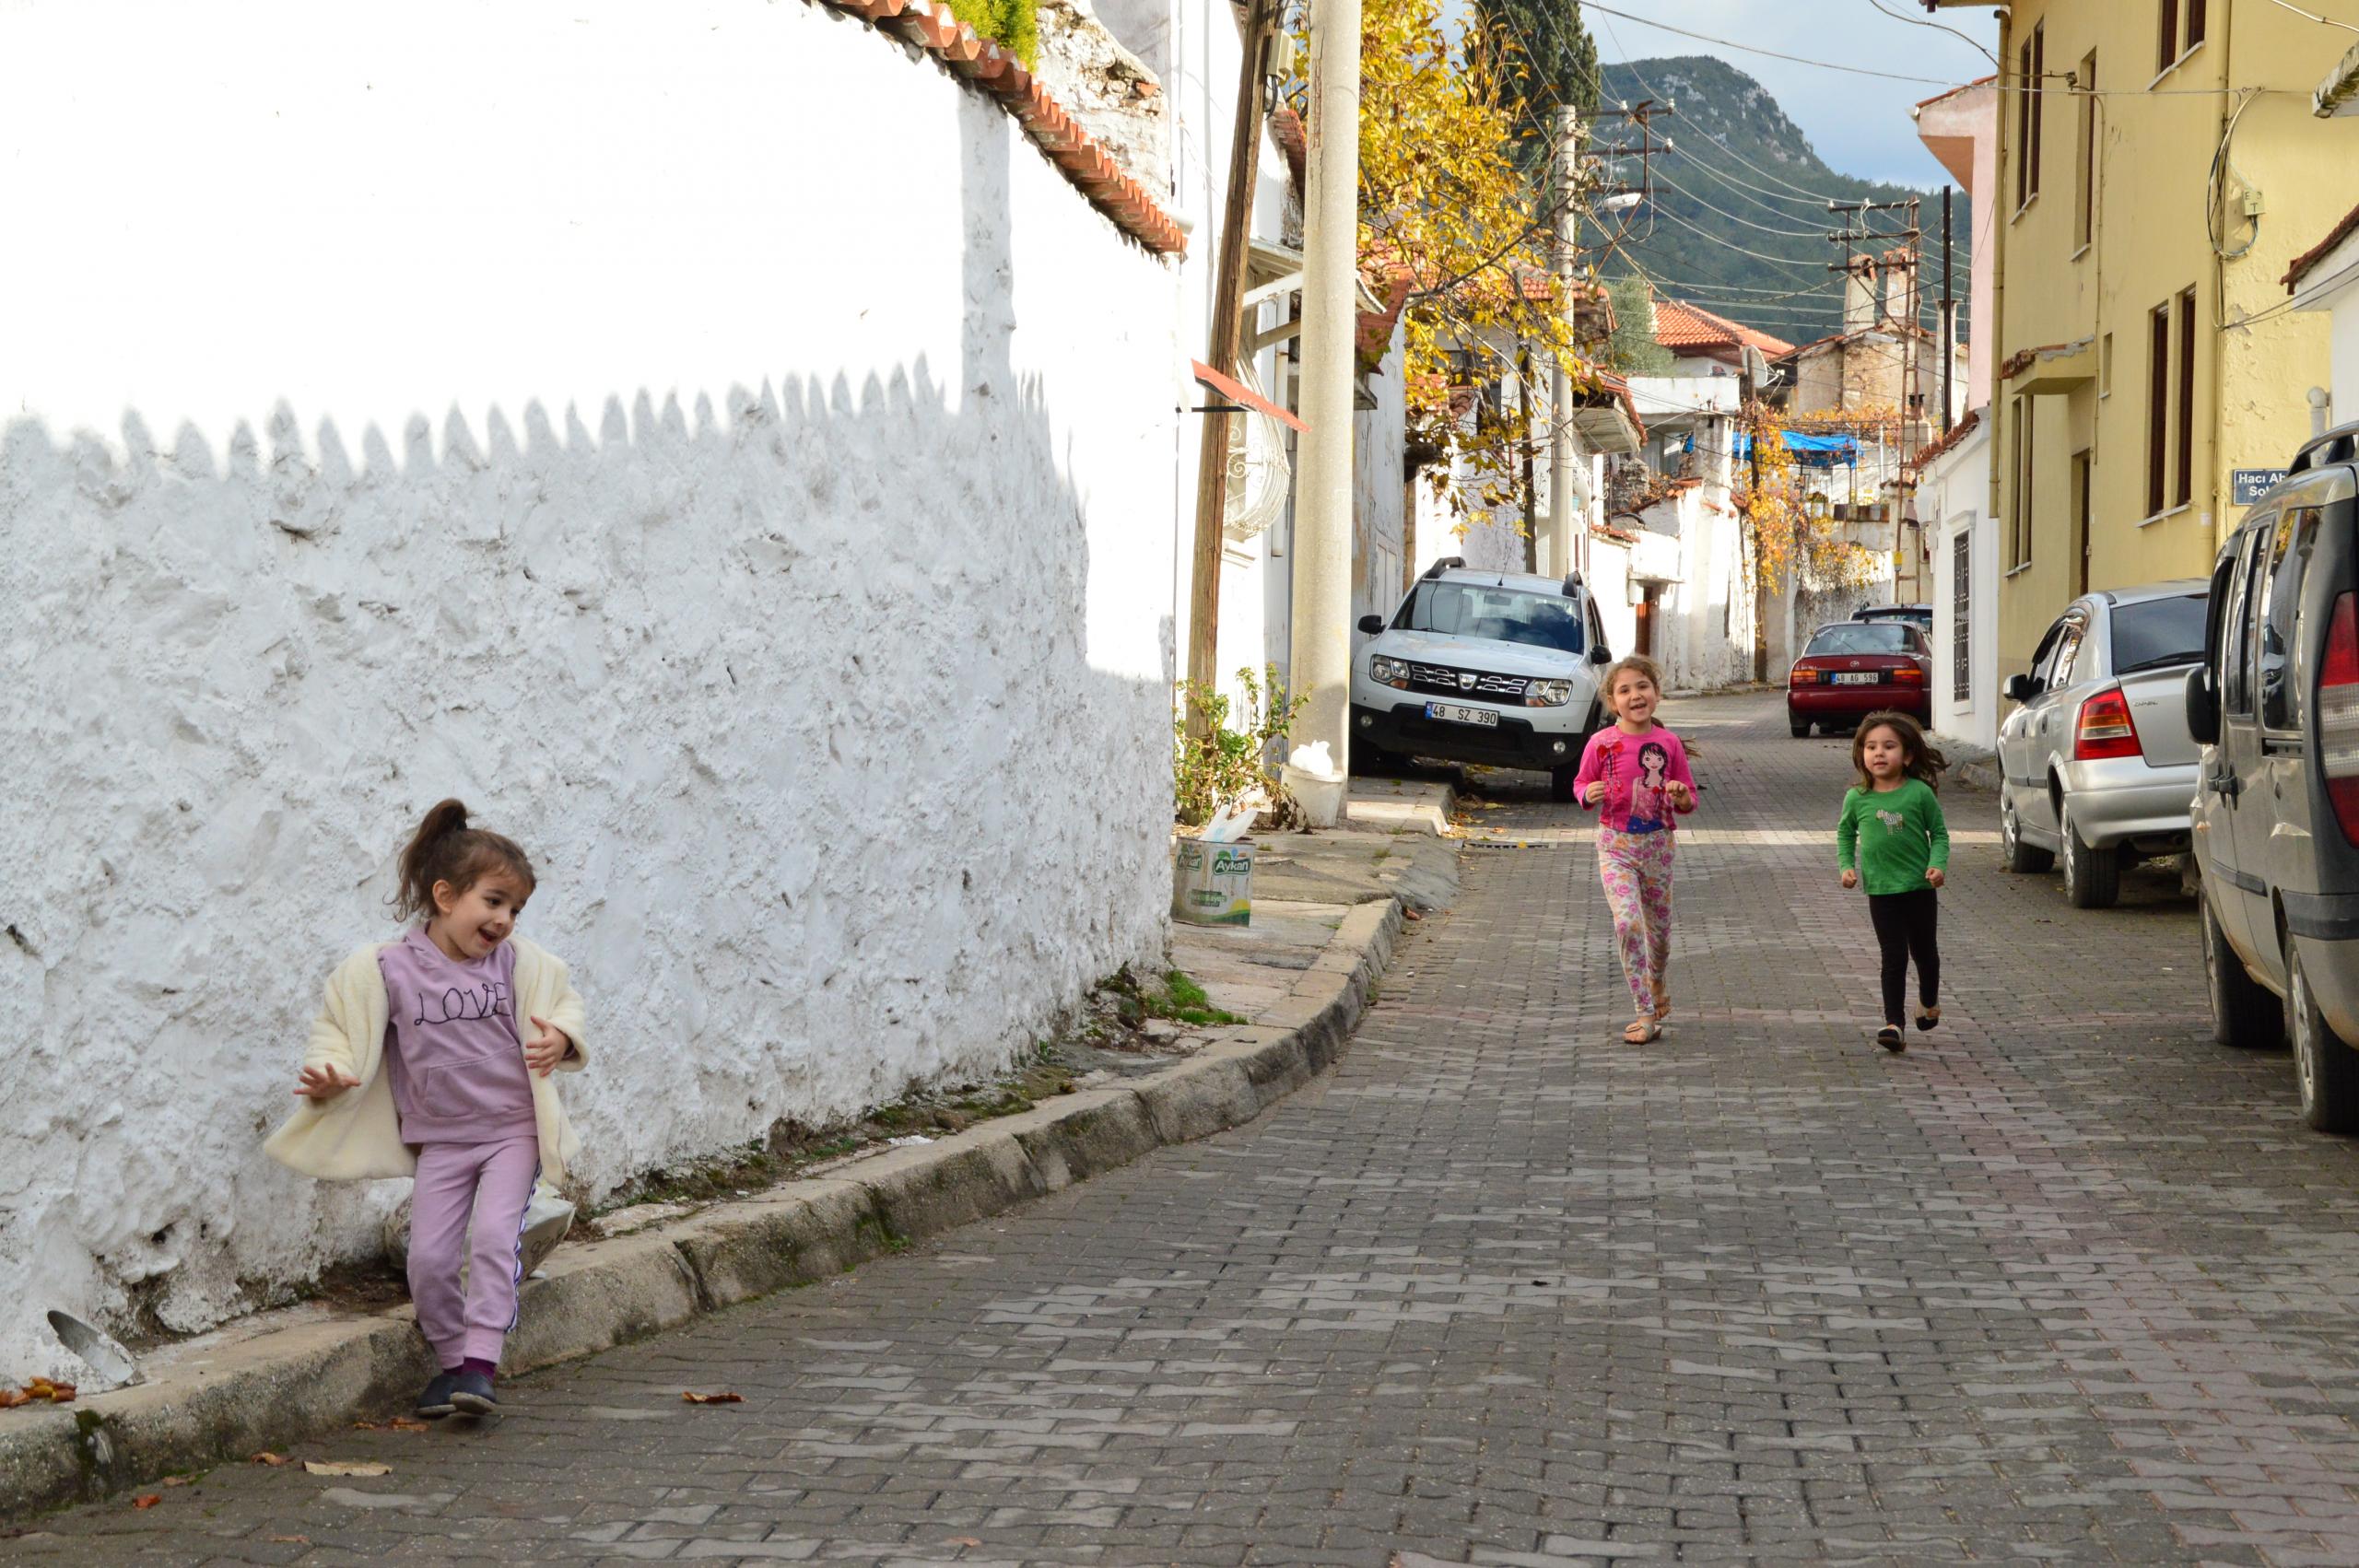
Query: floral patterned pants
1596 825 1675 1018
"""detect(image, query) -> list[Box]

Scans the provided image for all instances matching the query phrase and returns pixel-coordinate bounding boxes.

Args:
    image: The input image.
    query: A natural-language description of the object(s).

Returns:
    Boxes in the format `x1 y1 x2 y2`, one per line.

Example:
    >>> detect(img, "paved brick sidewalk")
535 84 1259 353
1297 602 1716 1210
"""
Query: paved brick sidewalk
22 694 2359 1566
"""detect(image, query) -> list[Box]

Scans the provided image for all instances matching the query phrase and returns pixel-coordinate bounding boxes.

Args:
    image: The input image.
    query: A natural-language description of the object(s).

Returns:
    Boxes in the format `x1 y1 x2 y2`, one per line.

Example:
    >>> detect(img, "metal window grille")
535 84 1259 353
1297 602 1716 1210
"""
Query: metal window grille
1952 532 1972 704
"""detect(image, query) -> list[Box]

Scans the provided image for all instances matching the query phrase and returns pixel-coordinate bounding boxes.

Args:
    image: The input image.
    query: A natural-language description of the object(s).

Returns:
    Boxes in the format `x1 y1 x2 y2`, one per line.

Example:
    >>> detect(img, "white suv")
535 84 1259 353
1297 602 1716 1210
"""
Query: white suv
1350 559 1612 802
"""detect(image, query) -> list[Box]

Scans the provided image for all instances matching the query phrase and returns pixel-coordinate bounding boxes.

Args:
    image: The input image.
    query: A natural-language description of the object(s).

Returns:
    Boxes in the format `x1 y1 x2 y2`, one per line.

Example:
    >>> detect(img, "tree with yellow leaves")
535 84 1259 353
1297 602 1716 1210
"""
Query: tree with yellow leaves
1288 0 1593 521
1734 401 1881 614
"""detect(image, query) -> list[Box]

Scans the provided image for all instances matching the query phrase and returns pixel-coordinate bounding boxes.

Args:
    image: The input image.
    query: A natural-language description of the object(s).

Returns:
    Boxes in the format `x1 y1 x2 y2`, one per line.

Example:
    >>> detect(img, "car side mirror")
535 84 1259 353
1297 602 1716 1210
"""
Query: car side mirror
2186 665 2221 746
2002 673 2036 704
1356 614 1385 635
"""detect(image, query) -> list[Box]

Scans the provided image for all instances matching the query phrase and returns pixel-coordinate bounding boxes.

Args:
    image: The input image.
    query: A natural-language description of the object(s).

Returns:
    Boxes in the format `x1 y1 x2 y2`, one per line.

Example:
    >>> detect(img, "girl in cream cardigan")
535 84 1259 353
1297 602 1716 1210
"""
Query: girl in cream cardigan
266 800 589 1419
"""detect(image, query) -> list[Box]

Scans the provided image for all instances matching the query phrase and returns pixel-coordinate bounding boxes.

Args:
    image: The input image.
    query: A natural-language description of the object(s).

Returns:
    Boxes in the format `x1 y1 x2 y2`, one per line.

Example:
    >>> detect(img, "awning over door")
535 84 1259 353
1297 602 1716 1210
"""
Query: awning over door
1191 360 1309 433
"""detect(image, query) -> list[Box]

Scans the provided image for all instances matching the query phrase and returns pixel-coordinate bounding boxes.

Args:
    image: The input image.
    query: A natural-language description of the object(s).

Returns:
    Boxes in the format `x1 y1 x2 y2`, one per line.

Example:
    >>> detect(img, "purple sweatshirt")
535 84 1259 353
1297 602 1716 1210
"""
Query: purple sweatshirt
378 927 538 1145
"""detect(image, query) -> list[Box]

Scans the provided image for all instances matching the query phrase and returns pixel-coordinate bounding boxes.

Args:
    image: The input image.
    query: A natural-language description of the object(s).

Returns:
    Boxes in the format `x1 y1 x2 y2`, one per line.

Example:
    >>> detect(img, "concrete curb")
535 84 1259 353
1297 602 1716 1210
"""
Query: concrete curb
0 899 1412 1524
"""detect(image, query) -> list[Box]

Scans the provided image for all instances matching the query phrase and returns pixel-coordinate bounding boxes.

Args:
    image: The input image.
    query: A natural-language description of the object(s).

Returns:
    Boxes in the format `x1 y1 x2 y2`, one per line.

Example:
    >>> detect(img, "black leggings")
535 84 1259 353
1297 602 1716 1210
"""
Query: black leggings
1867 888 1940 1027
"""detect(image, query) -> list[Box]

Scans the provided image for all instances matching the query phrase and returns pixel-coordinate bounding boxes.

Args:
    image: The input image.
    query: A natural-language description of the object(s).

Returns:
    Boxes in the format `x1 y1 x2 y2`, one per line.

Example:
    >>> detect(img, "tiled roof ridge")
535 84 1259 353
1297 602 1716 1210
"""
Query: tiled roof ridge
1653 297 1796 359
826 0 1187 256
2286 197 2359 294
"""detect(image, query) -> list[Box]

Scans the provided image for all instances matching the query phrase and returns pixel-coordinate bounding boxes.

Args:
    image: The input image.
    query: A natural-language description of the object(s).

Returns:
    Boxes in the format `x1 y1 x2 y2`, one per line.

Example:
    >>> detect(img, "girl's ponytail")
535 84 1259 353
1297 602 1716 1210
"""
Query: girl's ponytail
391 798 537 924
396 799 473 921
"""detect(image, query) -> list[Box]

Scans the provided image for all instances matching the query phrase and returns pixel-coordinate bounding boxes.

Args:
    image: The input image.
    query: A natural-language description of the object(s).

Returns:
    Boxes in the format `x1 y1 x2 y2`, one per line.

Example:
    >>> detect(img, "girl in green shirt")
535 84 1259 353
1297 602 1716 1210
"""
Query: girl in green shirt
1836 712 1951 1052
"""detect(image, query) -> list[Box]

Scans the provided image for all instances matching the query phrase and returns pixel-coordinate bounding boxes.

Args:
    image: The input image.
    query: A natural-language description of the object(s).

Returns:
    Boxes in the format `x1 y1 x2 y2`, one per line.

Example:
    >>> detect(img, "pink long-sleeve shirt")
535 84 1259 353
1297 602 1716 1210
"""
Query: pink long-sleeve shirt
1571 726 1697 834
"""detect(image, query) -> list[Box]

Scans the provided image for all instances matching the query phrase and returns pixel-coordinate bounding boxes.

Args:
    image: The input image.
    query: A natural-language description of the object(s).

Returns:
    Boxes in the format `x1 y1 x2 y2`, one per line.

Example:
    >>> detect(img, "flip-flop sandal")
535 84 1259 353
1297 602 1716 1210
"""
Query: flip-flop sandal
1624 1016 1661 1044
1876 1025 1906 1053
1915 1006 1941 1032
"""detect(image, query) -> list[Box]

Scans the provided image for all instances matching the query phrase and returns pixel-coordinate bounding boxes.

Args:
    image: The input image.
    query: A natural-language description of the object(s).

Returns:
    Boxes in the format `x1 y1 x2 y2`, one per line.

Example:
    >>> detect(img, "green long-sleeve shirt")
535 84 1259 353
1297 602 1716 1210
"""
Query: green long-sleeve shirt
1837 778 1950 895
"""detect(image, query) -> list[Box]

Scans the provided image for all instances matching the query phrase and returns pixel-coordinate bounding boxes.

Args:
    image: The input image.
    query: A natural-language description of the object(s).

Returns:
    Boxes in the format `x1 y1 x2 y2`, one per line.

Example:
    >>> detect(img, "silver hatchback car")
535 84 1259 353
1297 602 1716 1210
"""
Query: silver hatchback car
1996 580 2211 908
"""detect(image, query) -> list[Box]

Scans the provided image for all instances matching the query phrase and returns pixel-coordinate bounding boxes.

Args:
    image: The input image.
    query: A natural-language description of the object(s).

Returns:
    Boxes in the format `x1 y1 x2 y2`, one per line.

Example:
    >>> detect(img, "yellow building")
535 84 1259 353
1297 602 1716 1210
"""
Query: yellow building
1931 0 2351 671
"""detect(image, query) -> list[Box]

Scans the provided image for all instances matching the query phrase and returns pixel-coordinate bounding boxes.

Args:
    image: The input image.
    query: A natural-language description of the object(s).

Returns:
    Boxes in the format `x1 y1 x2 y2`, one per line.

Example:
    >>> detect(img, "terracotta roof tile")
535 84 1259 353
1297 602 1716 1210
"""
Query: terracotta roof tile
1269 106 1308 191
821 0 1185 257
1650 298 1795 359
2288 197 2359 293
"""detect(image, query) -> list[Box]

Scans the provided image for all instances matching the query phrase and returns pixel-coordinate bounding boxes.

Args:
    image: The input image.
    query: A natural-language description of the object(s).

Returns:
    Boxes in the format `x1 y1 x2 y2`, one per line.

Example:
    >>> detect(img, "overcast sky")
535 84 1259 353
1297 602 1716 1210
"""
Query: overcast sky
1588 0 2002 188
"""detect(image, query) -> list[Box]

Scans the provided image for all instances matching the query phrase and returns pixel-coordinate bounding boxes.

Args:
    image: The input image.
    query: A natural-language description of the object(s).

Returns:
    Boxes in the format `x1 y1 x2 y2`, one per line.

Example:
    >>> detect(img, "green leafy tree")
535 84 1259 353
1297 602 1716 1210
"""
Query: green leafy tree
1603 275 1672 376
1474 0 1599 173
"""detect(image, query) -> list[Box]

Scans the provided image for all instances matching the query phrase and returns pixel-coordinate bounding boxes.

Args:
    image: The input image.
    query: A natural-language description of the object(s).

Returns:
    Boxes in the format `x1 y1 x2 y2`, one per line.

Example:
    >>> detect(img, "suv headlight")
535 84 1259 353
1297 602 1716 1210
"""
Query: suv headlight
1525 678 1574 708
1370 655 1412 689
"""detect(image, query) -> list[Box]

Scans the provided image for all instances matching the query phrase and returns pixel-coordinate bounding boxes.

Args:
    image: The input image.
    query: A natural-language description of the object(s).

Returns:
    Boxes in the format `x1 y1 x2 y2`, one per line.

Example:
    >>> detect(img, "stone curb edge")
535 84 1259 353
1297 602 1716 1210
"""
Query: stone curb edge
0 897 1409 1524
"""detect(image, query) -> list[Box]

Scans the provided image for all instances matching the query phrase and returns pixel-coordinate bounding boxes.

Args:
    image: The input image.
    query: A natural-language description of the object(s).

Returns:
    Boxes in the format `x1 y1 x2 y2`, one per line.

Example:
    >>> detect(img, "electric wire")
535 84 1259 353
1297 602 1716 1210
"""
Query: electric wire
1863 0 2000 65
1649 165 1832 240
2266 0 2359 35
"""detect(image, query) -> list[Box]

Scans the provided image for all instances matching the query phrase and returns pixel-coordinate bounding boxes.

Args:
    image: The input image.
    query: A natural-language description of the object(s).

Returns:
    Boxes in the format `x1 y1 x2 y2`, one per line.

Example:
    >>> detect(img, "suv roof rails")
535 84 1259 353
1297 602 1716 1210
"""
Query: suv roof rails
2287 419 2359 479
1422 556 1466 580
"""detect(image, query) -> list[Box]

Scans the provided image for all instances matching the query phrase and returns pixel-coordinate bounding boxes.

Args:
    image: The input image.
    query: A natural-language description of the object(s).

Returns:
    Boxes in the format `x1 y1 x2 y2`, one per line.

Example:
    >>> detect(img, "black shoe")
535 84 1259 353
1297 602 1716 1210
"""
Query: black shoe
417 1373 458 1419
1916 1005 1942 1033
1875 1025 1906 1053
449 1371 499 1416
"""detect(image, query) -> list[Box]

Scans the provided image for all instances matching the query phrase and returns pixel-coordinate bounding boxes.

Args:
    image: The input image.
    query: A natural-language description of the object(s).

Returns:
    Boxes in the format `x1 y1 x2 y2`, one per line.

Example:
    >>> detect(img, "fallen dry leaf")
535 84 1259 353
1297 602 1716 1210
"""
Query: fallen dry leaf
251 1452 291 1467
301 1460 390 1478
132 1495 161 1510
948 1539 983 1549
349 1421 380 1431
0 1390 27 1410
161 1476 192 1488
25 1378 76 1404
388 1417 430 1433
680 1391 744 1405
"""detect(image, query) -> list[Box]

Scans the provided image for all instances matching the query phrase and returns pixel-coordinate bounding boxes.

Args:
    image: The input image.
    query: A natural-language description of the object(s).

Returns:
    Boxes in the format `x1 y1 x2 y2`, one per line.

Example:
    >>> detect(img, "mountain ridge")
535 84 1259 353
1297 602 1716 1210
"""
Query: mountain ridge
1596 55 1973 347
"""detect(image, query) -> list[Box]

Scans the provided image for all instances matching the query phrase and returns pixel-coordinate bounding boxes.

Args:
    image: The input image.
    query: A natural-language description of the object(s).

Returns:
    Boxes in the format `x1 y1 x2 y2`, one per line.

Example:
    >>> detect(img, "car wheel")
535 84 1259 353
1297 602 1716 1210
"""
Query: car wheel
1549 763 1579 803
2000 784 2055 874
1789 712 1811 738
2060 798 2121 909
2291 948 2359 1132
2202 896 2283 1049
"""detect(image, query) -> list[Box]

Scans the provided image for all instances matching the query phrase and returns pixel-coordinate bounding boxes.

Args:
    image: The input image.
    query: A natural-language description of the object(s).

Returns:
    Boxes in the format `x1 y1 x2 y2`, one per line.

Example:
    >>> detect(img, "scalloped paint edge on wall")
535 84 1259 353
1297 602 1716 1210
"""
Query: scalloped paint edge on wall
827 0 1188 257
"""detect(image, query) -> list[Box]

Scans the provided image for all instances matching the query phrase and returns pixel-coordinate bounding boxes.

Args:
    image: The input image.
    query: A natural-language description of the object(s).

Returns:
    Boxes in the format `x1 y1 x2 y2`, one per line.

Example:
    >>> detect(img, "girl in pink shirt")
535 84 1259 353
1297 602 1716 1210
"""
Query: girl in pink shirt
1571 655 1697 1042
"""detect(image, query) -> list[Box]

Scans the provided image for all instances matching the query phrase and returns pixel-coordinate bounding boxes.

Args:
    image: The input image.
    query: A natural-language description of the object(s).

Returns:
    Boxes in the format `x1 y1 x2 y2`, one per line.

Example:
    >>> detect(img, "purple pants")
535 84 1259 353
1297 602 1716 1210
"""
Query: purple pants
409 1136 539 1369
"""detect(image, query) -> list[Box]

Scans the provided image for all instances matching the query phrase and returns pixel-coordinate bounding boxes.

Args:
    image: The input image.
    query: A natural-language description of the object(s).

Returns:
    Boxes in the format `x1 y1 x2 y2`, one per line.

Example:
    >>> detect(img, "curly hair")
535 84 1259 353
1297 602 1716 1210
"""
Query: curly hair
1850 711 1948 793
1599 653 1665 709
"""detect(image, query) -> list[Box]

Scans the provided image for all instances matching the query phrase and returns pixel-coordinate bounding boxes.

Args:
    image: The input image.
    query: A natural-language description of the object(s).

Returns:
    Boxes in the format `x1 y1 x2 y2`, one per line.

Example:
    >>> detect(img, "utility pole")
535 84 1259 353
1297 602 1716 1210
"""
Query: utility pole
1285 0 1363 825
1940 185 1954 438
1182 0 1279 734
1545 104 1581 579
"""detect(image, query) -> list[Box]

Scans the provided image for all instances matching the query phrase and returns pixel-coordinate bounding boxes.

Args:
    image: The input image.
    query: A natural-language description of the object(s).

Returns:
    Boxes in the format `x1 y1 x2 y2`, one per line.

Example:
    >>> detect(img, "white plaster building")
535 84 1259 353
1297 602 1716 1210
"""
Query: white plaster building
1913 76 2001 750
2286 202 2359 434
0 0 1202 1382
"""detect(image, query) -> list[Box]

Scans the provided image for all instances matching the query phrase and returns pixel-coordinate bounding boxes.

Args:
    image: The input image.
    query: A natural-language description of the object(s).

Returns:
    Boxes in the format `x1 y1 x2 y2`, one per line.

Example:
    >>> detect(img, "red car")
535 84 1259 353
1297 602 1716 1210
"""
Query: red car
1788 620 1932 737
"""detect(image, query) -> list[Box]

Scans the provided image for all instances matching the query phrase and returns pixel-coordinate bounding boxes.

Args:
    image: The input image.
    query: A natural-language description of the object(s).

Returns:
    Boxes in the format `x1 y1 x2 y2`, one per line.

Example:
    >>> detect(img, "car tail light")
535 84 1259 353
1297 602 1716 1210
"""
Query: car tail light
1891 665 1925 685
2072 685 2142 761
1790 666 1821 686
2320 592 2359 844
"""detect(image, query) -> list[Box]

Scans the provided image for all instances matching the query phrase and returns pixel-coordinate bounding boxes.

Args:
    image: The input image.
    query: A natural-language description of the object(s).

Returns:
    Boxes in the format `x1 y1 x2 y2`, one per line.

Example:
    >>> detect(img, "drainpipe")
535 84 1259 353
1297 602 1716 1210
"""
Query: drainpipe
2207 0 2236 549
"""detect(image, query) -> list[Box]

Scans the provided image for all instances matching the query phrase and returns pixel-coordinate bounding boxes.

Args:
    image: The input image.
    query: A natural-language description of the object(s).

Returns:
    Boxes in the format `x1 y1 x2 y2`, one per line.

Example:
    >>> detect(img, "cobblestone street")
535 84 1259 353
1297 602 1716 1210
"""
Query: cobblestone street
28 693 2359 1566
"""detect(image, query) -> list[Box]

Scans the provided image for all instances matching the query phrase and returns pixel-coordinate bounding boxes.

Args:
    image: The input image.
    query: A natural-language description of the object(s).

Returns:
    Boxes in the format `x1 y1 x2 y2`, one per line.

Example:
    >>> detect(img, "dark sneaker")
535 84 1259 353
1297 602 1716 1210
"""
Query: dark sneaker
450 1370 499 1416
1875 1025 1906 1053
417 1373 458 1419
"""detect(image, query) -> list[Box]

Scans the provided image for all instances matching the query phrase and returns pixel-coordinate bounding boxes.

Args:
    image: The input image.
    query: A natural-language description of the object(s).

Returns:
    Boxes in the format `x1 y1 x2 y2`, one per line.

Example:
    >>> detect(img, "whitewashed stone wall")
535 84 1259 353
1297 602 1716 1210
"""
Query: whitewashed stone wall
0 0 1178 1379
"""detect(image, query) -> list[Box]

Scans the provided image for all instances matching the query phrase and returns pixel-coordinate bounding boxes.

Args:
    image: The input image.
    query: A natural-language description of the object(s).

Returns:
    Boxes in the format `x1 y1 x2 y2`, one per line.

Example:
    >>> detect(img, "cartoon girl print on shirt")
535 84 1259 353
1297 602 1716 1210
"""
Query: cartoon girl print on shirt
1626 742 1672 832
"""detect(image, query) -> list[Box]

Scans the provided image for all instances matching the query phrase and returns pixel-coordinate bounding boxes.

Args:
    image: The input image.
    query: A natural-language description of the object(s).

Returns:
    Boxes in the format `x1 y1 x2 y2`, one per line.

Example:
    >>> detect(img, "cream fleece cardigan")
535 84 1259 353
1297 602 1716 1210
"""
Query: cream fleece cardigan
264 935 590 1188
